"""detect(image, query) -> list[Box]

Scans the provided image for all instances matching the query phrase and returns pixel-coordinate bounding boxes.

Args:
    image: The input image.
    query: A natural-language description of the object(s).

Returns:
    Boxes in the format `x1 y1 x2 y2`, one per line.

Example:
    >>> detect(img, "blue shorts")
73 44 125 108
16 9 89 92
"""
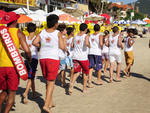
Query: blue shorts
65 56 73 68
60 59 66 70
25 58 38 79
88 55 102 71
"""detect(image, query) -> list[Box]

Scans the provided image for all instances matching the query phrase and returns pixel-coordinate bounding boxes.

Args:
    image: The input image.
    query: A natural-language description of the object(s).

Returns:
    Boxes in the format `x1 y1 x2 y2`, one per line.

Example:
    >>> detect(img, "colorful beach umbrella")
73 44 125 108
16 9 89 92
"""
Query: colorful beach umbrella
17 14 32 23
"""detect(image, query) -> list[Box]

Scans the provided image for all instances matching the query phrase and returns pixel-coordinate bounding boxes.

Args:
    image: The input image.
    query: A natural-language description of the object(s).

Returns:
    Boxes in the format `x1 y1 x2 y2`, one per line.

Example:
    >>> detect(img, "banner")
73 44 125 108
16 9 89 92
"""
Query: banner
0 0 36 7
0 26 28 80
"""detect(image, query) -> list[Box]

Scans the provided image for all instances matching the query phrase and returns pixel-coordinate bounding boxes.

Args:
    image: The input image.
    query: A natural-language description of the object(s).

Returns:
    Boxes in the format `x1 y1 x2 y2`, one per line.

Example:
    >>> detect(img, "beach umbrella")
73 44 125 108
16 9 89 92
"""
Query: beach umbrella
144 20 150 24
100 13 111 24
131 20 147 25
118 20 127 24
113 21 119 24
85 14 104 21
59 14 80 24
17 14 33 23
145 24 150 27
13 8 34 15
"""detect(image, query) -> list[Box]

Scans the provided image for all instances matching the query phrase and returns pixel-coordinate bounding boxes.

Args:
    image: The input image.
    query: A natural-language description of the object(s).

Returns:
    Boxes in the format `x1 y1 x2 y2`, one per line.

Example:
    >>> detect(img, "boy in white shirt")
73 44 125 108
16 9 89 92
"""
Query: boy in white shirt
69 23 90 94
23 23 38 104
32 14 65 113
123 28 135 77
88 24 103 87
108 26 123 82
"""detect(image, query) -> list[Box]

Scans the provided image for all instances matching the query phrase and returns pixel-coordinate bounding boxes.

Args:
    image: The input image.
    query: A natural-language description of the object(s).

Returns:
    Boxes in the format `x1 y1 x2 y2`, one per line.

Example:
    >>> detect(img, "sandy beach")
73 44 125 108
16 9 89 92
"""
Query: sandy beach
10 36 150 113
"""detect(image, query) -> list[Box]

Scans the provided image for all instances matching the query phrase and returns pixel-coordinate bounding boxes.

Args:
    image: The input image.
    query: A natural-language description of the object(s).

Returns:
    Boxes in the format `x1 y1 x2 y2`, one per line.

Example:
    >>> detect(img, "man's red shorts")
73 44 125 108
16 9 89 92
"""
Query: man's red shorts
40 59 60 81
73 60 89 74
0 67 19 91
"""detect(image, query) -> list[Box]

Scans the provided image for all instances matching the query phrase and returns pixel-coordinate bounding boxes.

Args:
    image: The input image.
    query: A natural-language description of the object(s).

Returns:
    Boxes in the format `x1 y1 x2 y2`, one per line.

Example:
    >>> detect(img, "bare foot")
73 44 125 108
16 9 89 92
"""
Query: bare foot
23 93 28 104
96 80 103 85
123 70 128 76
87 82 94 88
49 104 56 108
109 77 113 83
83 89 88 93
115 78 121 82
68 85 73 95
43 106 52 113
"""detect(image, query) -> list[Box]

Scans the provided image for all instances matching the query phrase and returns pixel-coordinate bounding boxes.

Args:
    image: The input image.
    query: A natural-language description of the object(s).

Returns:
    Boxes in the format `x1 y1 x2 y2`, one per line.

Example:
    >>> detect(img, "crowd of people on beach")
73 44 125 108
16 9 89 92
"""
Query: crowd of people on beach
0 11 137 113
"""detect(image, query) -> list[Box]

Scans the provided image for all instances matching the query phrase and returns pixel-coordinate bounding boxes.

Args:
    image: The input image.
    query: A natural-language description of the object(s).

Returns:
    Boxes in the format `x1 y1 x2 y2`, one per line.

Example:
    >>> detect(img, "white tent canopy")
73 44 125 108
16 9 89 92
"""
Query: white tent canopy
34 9 47 16
27 13 46 22
46 10 67 16
13 8 34 14
131 20 147 25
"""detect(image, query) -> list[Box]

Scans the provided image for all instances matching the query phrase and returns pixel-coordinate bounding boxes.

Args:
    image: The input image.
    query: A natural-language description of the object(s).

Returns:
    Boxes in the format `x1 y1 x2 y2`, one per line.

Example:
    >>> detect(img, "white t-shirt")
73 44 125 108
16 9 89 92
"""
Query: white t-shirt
102 38 109 53
124 37 133 52
26 36 38 59
58 35 66 60
109 34 121 55
88 33 102 56
72 34 88 61
66 37 73 57
39 29 60 60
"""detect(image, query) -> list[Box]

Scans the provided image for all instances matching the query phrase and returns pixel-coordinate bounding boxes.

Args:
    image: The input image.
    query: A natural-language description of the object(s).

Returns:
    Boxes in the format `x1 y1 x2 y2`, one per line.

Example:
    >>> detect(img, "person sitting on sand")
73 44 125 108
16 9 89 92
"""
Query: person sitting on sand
32 14 65 113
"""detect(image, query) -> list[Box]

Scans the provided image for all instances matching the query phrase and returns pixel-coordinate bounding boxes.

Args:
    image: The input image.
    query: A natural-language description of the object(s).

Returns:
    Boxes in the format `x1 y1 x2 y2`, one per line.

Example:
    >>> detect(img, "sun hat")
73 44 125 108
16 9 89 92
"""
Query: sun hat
0 10 20 24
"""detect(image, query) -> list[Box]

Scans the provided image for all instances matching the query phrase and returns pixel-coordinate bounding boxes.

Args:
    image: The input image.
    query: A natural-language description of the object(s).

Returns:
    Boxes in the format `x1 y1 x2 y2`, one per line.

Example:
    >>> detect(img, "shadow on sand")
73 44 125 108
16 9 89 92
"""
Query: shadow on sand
131 73 150 81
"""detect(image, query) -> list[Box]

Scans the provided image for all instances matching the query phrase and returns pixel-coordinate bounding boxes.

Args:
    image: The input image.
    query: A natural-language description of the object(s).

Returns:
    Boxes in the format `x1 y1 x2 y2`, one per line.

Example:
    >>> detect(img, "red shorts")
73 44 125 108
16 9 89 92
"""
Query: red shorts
73 60 89 74
40 59 60 81
0 67 19 91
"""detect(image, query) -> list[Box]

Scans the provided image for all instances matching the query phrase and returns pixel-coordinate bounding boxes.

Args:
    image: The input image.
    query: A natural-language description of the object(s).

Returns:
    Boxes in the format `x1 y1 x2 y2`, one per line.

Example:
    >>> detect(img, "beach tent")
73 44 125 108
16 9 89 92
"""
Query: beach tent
13 8 34 14
34 9 47 16
27 13 46 22
46 10 67 16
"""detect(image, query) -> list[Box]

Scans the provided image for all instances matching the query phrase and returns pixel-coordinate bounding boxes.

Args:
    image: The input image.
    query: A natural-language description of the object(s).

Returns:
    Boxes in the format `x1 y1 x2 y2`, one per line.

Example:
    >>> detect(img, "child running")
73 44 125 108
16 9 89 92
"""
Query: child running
32 14 65 113
102 30 110 74
69 23 90 94
123 28 135 77
23 23 38 104
108 26 123 82
88 24 103 87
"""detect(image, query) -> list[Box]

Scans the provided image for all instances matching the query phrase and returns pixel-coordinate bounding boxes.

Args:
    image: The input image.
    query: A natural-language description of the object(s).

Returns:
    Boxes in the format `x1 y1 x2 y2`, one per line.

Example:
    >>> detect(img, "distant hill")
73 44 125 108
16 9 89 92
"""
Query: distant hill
135 0 150 16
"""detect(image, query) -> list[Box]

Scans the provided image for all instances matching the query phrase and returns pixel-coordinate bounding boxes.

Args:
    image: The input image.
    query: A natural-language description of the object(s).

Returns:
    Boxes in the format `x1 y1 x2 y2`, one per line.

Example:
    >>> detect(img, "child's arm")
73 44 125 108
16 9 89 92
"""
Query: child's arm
85 35 90 48
118 35 124 49
58 32 65 51
105 35 109 47
99 35 103 49
32 33 41 48
71 38 74 48
128 38 135 47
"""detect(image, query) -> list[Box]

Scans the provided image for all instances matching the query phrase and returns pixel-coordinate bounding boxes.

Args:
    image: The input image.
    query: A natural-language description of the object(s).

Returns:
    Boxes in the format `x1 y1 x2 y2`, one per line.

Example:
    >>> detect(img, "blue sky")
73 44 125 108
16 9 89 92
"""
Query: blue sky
108 0 137 4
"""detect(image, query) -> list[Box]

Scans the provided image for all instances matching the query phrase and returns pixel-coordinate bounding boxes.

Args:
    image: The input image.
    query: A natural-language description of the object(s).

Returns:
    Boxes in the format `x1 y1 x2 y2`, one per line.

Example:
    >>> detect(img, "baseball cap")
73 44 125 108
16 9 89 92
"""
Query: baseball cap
0 10 20 24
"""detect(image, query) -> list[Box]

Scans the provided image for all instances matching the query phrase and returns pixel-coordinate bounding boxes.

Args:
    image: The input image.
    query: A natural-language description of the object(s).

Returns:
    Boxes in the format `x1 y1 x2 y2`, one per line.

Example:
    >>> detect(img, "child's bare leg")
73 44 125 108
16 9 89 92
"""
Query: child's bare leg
43 81 55 113
109 62 114 82
61 70 66 87
83 74 88 93
104 60 109 73
97 70 103 85
4 90 16 113
23 79 31 103
0 91 7 111
124 64 132 77
88 68 94 88
69 68 74 83
116 63 121 81
69 73 80 94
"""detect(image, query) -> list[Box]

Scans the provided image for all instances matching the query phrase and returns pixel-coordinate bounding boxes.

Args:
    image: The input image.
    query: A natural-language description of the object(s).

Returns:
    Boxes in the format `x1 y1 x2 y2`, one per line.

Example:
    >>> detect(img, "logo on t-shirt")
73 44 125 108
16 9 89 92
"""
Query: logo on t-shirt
45 37 51 43
91 38 95 42
77 40 81 44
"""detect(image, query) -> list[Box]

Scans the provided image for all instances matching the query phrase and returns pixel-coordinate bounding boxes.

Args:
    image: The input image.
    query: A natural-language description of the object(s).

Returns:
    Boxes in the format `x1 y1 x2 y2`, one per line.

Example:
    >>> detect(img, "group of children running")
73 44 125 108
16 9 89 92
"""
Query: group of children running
0 13 136 113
